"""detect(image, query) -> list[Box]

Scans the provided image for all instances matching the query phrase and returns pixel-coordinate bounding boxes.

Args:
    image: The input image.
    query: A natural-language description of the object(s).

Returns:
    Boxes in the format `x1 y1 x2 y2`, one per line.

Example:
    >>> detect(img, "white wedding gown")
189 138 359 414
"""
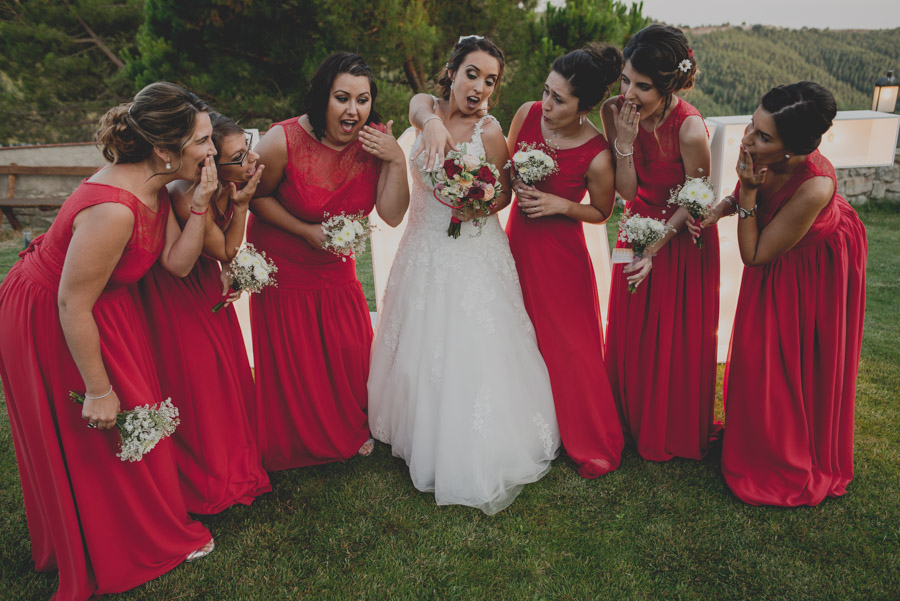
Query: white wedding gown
368 115 560 515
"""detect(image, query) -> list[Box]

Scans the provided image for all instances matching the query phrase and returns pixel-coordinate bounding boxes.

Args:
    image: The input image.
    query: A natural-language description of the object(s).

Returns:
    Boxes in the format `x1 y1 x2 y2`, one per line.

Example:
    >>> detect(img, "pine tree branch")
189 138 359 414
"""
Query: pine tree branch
61 0 125 70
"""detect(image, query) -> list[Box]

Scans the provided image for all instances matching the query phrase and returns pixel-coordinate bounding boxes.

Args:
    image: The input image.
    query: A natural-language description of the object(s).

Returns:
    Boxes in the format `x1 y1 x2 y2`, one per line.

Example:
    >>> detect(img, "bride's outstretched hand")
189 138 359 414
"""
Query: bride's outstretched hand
411 118 458 172
361 121 404 164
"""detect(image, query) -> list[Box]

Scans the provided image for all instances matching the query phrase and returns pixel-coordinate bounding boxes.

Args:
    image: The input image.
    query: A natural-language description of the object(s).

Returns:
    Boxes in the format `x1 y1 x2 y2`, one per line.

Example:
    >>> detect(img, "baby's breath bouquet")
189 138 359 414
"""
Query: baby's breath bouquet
506 142 558 185
667 177 716 248
212 243 278 312
617 210 670 293
321 211 373 261
70 391 180 462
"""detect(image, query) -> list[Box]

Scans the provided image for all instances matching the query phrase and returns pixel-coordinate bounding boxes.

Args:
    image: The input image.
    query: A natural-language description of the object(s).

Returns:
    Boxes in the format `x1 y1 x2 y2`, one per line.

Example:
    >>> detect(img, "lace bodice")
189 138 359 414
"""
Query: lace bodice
380 110 535 360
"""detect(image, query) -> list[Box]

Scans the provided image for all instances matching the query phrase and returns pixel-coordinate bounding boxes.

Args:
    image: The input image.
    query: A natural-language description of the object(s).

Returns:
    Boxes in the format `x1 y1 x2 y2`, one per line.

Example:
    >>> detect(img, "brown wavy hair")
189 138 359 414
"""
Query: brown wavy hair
95 82 209 169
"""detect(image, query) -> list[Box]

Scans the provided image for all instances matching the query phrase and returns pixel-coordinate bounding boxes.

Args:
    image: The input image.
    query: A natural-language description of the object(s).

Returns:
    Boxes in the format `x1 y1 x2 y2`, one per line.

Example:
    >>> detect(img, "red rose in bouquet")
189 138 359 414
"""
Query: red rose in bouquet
444 159 463 179
428 144 504 238
477 165 496 185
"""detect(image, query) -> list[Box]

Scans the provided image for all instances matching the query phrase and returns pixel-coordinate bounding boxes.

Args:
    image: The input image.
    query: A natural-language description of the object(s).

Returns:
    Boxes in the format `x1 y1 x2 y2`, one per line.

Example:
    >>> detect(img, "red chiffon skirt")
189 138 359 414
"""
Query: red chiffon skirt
507 210 623 478
722 200 867 506
0 262 210 601
136 257 271 514
248 219 372 471
606 198 721 461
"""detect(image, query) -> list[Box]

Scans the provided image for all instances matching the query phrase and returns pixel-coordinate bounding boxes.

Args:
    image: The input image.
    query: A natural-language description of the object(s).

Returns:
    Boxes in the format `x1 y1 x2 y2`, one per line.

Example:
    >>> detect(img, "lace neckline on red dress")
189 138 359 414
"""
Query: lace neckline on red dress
296 117 361 155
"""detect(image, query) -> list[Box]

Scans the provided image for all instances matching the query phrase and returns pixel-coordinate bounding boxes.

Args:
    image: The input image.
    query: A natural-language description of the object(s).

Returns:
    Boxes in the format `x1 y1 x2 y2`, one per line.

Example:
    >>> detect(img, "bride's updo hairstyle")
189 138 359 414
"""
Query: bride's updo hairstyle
552 43 624 112
437 36 506 107
624 24 698 116
95 82 209 166
761 82 837 156
305 52 381 141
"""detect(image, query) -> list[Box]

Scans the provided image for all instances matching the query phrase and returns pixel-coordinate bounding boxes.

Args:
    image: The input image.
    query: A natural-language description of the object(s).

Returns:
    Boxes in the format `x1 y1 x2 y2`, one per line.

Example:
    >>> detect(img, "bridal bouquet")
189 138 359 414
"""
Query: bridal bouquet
617 210 670 293
667 177 716 248
429 144 502 238
70 391 180 462
506 142 558 185
212 243 278 312
321 211 373 261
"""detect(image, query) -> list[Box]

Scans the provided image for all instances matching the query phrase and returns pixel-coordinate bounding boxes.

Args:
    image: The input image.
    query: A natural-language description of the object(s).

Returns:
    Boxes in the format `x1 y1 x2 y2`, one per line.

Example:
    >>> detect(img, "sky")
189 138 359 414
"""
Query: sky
621 0 900 30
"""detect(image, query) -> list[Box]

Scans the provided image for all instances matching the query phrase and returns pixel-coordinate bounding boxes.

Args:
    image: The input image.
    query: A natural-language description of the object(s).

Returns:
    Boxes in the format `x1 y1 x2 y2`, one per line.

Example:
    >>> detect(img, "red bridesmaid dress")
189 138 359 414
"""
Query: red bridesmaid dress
722 151 867 506
245 117 379 471
0 182 211 601
135 198 271 514
605 96 721 461
506 101 623 478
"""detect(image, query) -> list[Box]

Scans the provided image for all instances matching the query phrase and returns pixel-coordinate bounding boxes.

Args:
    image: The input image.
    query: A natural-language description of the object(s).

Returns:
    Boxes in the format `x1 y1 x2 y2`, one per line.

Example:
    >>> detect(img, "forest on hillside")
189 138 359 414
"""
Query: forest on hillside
684 25 900 117
1 0 897 145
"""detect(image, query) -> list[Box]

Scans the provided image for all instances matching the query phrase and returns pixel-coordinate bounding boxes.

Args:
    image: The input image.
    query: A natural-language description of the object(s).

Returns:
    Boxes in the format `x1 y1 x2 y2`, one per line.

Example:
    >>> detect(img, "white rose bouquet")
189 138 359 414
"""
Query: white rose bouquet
506 142 558 185
667 177 716 248
428 143 501 238
617 210 670 293
321 211 374 261
212 243 278 312
70 391 180 462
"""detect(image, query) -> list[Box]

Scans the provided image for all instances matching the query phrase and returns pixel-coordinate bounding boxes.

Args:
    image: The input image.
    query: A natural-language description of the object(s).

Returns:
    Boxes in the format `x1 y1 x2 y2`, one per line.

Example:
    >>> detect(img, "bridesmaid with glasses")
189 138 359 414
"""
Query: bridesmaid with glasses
134 111 271 515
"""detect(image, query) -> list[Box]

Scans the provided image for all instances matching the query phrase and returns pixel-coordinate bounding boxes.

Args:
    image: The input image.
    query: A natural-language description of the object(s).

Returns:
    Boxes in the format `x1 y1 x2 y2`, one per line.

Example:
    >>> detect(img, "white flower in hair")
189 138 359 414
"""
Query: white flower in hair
678 59 692 73
458 34 484 44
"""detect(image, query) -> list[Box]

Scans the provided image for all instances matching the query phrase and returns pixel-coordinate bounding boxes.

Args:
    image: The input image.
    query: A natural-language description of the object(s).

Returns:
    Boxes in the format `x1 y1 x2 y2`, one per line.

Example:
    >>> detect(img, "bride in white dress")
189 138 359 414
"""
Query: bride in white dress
367 36 560 515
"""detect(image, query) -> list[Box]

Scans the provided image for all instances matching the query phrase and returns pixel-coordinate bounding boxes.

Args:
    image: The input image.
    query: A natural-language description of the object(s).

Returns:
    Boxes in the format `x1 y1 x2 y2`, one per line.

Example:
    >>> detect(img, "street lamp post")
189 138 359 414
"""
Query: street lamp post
872 70 899 113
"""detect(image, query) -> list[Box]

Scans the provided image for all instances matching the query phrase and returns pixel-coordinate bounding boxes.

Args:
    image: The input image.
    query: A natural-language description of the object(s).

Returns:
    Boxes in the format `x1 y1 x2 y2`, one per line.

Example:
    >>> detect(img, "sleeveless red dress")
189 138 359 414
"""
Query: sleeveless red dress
605 97 721 461
506 101 623 478
0 182 210 601
722 151 867 506
134 195 271 513
245 117 380 471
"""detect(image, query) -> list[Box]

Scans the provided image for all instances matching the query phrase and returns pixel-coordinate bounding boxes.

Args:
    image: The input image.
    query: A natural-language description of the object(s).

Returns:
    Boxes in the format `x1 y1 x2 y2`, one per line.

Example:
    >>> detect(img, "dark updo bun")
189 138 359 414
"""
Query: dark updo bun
761 82 837 155
551 42 624 112
437 36 506 106
95 82 209 165
623 24 698 96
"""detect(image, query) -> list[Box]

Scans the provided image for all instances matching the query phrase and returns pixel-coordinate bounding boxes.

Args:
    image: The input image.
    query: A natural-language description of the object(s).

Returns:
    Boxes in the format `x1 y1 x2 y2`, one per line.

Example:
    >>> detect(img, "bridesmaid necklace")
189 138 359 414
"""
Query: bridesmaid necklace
543 120 583 151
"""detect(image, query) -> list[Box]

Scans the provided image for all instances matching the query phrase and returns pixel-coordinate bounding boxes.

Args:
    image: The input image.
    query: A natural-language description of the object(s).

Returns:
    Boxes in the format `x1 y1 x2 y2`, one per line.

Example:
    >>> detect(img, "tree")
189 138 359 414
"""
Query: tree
0 0 143 144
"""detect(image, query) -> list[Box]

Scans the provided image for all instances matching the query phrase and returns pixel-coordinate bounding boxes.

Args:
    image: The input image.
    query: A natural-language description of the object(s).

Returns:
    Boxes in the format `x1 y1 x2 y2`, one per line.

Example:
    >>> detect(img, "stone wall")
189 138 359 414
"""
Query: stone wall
836 150 900 205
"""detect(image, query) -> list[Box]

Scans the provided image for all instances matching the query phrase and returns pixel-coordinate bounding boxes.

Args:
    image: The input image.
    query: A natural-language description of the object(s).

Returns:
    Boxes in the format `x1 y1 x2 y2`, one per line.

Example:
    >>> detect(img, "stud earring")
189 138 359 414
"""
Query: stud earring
579 114 584 125
784 153 790 159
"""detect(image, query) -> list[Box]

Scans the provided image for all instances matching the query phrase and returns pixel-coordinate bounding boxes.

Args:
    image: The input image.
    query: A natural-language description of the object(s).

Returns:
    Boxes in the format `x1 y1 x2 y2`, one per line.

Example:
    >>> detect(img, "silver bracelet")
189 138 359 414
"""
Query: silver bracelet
613 138 634 159
84 385 114 400
723 194 737 208
737 205 757 219
421 115 442 129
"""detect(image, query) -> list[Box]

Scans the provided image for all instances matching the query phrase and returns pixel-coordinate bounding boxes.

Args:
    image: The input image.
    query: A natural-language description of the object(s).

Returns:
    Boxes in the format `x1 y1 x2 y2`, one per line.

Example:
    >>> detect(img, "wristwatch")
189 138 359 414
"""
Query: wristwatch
737 204 757 219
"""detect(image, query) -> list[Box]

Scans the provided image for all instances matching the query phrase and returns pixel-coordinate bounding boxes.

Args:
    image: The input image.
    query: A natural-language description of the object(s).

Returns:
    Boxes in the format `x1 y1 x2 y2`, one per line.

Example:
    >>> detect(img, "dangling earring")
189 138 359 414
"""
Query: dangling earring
165 161 171 170
579 114 584 126
450 80 455 90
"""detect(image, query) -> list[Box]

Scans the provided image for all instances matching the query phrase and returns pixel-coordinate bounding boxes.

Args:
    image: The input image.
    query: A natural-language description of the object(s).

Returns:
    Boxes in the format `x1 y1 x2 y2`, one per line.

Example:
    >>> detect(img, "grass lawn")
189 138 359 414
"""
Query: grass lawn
0 204 897 600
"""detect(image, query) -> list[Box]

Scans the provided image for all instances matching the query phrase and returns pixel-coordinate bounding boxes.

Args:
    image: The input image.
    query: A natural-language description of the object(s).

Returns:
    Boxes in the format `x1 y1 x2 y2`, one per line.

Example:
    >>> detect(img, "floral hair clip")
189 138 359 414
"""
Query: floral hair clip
458 35 484 44
678 59 692 73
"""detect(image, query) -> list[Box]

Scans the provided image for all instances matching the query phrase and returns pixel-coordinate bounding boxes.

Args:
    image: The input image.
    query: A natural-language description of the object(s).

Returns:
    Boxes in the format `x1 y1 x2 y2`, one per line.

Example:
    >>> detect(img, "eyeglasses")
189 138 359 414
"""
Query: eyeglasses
217 132 253 167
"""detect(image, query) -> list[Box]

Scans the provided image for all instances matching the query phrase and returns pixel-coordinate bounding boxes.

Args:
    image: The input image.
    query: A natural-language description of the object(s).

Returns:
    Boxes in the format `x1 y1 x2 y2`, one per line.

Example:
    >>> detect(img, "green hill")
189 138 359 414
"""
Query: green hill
681 25 900 117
